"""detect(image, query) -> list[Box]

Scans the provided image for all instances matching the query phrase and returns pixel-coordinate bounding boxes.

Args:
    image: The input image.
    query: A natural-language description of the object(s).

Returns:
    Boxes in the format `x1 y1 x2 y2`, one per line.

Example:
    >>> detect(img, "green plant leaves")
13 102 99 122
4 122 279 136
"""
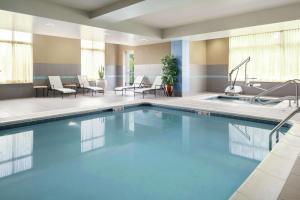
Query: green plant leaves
161 55 178 85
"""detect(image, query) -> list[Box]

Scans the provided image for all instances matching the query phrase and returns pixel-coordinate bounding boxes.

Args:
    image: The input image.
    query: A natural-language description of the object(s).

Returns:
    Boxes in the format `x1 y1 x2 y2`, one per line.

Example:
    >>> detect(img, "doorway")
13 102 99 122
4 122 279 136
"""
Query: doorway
123 51 135 86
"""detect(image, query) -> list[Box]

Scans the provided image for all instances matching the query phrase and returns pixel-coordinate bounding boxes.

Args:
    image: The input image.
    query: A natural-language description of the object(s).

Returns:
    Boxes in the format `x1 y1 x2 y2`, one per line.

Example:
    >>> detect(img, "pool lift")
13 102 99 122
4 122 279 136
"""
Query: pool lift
225 57 266 96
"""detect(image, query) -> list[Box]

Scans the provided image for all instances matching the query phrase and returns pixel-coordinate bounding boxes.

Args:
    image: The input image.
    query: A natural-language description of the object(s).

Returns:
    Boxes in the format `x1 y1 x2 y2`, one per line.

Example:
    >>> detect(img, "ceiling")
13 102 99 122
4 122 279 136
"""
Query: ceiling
0 9 163 46
134 0 300 28
40 0 120 11
1 0 300 45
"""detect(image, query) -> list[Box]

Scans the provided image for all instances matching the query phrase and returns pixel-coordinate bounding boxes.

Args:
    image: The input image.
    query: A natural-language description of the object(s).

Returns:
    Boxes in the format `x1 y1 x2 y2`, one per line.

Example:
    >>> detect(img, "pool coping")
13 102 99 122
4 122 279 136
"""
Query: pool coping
0 98 299 200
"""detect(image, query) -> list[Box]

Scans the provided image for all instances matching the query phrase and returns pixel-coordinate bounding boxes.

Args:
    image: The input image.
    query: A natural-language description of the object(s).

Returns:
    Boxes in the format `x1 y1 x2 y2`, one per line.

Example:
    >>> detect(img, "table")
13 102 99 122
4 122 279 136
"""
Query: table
33 85 48 97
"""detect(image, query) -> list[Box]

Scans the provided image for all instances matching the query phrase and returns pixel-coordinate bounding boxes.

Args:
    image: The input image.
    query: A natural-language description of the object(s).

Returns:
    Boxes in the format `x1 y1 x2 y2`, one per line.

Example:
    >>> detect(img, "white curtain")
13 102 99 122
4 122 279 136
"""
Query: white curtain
0 42 13 83
0 30 32 83
282 29 300 80
229 29 300 82
81 40 105 80
12 43 33 83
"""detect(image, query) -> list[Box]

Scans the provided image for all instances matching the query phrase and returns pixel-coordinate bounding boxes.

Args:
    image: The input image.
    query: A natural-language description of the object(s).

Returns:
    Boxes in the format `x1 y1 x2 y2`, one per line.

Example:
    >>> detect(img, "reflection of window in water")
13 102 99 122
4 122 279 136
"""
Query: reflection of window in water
229 123 269 161
81 118 105 153
123 113 135 136
0 131 33 178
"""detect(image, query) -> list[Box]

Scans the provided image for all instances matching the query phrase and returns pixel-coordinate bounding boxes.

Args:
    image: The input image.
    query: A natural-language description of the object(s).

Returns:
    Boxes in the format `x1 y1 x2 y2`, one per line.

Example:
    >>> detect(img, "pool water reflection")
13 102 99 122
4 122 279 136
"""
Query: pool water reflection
0 106 284 200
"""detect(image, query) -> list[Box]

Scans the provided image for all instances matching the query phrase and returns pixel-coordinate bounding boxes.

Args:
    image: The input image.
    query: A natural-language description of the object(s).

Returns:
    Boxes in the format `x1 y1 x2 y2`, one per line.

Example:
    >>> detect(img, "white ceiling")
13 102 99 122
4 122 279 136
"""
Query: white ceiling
1 0 300 45
38 0 120 11
134 0 300 28
0 9 162 46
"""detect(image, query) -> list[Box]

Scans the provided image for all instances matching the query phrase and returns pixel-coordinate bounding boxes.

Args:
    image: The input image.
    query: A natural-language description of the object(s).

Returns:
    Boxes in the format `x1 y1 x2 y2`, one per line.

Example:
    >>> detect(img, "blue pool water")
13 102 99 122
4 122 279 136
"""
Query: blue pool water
0 106 283 200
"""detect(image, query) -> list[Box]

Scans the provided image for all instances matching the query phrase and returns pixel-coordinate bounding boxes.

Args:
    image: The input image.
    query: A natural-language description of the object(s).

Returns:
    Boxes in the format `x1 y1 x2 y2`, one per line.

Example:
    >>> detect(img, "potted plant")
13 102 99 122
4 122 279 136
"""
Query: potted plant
161 55 178 96
96 65 107 90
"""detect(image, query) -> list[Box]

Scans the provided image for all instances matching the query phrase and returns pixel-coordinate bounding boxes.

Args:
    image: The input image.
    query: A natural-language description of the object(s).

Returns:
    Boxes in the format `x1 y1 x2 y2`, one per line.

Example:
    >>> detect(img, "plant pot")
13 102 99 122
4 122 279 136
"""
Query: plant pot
96 79 107 90
165 84 174 96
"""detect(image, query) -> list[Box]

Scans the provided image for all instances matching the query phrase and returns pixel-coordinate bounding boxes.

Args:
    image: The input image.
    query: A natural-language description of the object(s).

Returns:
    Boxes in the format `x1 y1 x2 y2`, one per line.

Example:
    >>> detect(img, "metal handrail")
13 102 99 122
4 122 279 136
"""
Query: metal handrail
269 107 300 150
251 79 300 107
260 96 295 106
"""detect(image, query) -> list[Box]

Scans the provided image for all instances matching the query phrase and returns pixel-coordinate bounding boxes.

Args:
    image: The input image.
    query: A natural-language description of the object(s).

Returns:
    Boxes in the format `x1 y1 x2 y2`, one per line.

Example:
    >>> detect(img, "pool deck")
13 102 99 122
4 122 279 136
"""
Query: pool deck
1 92 300 200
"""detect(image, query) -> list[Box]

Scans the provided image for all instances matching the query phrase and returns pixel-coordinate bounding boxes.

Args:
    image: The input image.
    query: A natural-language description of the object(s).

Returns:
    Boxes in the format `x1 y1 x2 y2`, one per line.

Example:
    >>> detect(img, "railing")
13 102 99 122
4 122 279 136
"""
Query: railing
269 107 300 150
251 79 300 107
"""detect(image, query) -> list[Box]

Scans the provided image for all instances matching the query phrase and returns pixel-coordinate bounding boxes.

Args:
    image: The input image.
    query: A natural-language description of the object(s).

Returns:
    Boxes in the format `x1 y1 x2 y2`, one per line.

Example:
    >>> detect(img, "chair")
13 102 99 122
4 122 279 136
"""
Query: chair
48 76 77 98
78 75 104 96
134 76 163 98
115 75 144 95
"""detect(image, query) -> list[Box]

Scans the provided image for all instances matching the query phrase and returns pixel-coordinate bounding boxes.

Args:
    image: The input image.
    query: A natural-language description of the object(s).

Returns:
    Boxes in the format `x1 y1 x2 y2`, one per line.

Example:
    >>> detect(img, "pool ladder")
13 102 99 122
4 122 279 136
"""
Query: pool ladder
269 107 300 150
251 79 300 107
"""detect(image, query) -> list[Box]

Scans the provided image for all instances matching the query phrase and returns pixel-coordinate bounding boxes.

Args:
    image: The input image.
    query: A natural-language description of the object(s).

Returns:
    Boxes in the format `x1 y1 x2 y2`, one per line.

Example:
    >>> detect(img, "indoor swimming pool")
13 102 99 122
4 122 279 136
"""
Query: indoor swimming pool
0 105 288 200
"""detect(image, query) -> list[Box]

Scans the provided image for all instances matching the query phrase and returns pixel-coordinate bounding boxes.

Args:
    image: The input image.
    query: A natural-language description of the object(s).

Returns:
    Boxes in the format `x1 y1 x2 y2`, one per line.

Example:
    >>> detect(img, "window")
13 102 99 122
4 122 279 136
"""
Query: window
0 29 33 83
81 40 105 80
229 29 300 82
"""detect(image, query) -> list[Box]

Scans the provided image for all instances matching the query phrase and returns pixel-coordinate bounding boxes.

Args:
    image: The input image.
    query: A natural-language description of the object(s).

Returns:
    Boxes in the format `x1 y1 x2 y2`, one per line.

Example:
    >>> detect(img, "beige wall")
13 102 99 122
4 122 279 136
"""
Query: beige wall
33 34 80 64
105 43 118 65
189 41 206 65
135 42 170 65
117 45 135 66
206 38 229 65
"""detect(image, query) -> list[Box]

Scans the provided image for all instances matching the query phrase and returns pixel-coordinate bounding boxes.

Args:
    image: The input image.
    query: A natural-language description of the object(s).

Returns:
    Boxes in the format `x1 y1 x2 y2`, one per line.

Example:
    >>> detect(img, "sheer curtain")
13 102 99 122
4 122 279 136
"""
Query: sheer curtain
229 32 281 82
12 43 33 83
229 29 300 82
282 29 300 80
0 30 32 83
81 40 105 80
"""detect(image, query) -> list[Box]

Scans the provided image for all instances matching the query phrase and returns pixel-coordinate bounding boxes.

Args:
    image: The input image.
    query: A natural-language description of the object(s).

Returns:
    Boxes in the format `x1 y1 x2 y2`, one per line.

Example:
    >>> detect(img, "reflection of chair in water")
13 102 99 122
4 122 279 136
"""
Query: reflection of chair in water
81 118 105 153
0 131 33 178
229 123 269 161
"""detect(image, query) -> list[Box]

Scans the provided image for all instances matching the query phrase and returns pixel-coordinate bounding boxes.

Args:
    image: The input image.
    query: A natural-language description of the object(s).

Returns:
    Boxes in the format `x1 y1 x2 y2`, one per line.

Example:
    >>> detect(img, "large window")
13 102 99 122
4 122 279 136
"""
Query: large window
0 29 33 83
229 29 300 82
81 40 105 80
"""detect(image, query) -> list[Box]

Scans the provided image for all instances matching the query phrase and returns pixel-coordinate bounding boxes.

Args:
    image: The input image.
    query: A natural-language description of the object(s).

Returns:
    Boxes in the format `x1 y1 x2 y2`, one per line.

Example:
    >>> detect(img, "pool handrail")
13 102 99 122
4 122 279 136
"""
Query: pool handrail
251 79 300 107
269 107 300 150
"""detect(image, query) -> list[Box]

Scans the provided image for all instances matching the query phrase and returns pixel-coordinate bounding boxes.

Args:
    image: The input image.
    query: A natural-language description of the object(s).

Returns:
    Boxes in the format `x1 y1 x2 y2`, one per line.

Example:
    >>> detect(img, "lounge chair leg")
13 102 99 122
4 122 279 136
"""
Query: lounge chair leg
62 93 63 99
143 92 144 99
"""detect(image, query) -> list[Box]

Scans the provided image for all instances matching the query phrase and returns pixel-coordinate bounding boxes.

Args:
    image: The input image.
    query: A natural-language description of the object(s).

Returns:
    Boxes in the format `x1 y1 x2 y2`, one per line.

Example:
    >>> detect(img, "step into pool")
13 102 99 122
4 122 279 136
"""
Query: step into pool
0 105 288 200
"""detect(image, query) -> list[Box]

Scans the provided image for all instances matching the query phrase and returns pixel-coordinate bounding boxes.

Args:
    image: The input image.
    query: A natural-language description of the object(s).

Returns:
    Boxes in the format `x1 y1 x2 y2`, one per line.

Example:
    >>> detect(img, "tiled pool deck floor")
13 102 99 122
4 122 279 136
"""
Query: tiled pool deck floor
1 92 300 200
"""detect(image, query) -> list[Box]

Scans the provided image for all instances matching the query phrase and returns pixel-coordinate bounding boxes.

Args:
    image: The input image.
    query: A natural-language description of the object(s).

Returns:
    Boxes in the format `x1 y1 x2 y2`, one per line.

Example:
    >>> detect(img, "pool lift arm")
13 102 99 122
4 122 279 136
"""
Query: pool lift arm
225 57 251 96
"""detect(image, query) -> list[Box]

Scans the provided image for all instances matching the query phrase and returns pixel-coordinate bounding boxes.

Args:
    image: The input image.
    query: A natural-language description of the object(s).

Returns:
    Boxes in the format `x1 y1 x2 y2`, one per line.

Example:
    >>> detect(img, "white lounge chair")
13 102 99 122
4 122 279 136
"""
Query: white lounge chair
115 75 144 95
48 76 77 98
134 76 163 98
78 75 104 96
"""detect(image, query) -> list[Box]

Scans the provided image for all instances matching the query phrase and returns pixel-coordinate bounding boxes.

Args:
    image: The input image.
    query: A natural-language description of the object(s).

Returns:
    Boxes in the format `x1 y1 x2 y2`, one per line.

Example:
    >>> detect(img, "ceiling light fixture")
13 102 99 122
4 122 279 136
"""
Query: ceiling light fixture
45 23 55 27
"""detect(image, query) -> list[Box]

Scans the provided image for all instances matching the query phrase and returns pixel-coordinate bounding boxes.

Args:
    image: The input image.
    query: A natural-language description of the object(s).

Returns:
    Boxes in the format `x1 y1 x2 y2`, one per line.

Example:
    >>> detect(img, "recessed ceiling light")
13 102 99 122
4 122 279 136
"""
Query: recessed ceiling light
45 23 55 27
